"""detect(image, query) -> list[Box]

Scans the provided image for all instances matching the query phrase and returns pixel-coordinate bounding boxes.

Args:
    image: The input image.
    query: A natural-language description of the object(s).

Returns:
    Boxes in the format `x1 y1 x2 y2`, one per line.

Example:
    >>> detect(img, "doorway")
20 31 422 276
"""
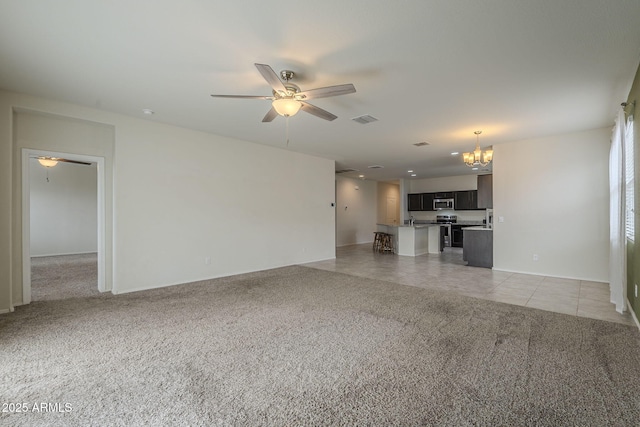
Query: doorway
21 149 107 303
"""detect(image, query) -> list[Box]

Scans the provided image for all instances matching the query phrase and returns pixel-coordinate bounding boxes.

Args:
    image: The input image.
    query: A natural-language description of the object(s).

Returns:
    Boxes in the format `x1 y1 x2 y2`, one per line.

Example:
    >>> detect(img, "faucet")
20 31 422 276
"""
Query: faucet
409 215 415 226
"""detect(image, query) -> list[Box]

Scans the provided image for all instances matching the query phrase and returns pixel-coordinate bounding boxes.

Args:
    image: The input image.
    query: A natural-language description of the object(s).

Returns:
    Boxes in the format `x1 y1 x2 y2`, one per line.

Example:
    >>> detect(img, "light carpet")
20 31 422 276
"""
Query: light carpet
1 264 640 426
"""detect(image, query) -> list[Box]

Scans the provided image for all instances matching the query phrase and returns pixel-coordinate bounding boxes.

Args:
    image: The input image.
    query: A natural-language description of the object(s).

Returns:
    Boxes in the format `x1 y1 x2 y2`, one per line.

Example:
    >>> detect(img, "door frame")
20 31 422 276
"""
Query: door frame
21 148 107 303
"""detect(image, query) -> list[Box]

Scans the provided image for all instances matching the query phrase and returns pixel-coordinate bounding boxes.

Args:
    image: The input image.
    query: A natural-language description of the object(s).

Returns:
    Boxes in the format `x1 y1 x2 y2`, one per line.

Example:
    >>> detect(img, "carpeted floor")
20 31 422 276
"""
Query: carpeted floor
2 262 640 426
30 254 101 301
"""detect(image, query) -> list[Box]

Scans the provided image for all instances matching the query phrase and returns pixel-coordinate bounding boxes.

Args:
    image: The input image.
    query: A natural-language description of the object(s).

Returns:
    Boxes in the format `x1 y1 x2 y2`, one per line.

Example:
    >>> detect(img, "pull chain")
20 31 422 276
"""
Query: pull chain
286 115 290 147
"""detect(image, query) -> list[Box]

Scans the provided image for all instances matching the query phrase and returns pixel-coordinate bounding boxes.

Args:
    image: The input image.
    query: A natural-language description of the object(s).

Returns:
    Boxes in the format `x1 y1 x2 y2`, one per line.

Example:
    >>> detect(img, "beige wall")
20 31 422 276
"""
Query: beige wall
1 90 336 310
492 127 610 281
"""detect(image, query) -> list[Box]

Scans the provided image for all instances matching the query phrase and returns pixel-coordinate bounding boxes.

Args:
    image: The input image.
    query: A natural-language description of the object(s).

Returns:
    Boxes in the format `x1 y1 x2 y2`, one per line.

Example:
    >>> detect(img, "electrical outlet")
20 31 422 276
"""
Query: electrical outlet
499 216 504 223
533 254 539 261
205 256 211 265
635 284 638 298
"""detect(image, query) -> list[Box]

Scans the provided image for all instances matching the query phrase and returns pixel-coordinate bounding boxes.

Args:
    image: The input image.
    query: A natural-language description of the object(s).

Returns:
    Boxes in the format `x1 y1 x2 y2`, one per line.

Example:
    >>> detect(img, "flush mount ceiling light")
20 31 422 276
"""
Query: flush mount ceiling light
463 131 493 167
37 157 59 167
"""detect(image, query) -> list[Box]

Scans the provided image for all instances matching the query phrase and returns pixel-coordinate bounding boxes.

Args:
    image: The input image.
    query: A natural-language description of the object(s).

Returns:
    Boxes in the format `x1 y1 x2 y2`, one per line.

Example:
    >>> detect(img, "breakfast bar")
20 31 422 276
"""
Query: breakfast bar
376 223 443 256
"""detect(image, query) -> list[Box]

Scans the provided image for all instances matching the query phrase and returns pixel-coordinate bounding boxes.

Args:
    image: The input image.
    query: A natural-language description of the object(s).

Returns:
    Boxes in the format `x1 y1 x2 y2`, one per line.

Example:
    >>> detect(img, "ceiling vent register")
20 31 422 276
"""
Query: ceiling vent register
335 168 359 174
351 114 379 124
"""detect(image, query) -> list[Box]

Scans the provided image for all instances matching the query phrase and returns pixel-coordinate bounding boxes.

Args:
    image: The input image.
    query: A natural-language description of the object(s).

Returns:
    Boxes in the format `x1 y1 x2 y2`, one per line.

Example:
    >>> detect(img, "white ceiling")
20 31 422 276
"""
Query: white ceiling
1 0 640 181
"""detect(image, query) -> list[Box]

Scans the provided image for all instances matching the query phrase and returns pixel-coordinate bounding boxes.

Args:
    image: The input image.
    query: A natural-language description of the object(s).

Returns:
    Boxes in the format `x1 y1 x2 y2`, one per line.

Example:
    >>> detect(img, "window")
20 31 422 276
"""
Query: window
625 117 634 240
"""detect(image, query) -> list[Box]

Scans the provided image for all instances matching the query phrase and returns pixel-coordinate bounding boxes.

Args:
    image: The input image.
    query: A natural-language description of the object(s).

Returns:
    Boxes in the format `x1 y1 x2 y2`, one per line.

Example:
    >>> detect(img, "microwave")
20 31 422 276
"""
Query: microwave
433 198 454 210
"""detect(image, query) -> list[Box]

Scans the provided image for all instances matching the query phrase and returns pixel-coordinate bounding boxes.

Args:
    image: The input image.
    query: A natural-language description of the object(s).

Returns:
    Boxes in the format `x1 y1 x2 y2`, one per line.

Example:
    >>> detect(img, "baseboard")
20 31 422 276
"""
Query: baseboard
491 267 606 283
627 299 640 331
0 307 14 315
31 251 98 258
337 241 373 248
113 258 338 295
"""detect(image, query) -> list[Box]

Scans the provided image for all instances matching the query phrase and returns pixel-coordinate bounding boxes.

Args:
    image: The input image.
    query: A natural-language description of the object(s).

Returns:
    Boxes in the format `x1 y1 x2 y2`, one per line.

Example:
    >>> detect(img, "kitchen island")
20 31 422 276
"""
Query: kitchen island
376 223 443 256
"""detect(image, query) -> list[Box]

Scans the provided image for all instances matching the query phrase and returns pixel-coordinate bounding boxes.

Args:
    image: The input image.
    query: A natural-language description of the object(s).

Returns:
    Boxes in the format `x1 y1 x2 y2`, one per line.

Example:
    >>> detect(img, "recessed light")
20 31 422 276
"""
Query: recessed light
451 152 459 155
358 174 364 178
411 174 417 177
407 170 413 173
142 109 155 115
472 167 479 171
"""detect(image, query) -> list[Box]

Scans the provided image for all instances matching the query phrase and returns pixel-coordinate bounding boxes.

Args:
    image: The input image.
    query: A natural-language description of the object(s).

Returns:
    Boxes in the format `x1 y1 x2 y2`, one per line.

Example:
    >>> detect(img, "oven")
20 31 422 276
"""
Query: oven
436 214 457 249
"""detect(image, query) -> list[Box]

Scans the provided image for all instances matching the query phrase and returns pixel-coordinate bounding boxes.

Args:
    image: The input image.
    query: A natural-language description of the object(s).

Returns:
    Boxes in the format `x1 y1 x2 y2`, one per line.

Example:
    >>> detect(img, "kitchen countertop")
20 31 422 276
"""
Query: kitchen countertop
377 223 441 229
401 221 486 226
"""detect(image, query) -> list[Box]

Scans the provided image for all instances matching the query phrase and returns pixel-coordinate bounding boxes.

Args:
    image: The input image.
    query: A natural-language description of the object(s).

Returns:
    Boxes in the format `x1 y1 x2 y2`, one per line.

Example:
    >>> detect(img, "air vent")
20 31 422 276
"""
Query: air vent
351 114 379 124
368 165 384 169
413 141 430 147
335 168 359 174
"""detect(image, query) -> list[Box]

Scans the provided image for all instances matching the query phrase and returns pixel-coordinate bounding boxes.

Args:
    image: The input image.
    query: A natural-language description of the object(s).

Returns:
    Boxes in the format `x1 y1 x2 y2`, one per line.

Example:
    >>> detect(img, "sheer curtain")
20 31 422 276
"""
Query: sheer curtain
610 108 627 313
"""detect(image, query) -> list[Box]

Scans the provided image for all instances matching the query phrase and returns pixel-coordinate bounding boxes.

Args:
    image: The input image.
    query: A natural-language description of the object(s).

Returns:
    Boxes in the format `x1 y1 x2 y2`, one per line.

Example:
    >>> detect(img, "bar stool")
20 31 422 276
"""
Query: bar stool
373 232 385 252
381 233 394 253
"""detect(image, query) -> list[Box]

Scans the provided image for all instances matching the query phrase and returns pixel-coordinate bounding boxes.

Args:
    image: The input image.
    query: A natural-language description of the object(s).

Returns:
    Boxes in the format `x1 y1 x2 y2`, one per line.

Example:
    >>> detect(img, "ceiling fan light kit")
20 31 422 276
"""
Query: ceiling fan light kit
37 157 59 168
33 156 92 167
463 131 493 167
272 98 302 117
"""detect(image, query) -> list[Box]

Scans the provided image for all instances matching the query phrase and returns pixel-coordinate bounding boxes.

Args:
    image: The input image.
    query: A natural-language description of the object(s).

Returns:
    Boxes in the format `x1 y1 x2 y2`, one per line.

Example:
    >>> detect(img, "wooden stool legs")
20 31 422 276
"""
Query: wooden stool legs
373 232 394 253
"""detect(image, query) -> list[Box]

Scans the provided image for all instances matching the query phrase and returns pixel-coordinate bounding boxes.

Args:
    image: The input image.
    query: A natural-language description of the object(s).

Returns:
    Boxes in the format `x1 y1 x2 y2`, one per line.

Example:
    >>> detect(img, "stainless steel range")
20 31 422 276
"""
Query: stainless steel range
436 214 457 248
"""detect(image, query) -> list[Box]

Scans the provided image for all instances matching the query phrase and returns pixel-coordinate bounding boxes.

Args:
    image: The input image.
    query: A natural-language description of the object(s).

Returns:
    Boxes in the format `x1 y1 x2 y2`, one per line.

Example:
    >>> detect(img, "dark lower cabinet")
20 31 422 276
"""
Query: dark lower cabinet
463 229 493 268
451 224 475 247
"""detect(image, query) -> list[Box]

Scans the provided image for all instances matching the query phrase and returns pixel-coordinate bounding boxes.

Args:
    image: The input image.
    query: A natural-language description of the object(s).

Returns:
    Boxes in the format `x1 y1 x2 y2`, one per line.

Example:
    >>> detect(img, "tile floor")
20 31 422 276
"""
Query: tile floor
304 244 637 327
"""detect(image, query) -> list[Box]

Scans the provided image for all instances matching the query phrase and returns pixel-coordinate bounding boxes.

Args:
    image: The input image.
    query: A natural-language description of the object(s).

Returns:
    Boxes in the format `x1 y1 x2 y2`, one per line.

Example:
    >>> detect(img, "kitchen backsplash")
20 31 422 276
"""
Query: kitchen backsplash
408 209 487 223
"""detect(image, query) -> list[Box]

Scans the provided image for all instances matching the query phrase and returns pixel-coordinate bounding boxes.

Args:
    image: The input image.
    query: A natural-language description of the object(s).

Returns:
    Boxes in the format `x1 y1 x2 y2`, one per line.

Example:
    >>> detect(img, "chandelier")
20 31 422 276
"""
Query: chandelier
463 131 493 167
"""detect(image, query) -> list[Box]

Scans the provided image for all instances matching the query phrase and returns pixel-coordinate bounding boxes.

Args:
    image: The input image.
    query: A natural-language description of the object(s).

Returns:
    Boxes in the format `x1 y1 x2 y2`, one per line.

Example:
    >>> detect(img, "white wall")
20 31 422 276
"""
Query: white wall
493 128 610 281
3 90 336 304
336 176 377 246
408 175 477 193
29 159 97 256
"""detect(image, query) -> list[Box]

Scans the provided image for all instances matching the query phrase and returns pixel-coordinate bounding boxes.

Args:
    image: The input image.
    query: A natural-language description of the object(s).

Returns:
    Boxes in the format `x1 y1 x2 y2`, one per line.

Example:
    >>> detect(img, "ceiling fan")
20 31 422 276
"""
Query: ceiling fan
211 63 356 122
32 156 92 167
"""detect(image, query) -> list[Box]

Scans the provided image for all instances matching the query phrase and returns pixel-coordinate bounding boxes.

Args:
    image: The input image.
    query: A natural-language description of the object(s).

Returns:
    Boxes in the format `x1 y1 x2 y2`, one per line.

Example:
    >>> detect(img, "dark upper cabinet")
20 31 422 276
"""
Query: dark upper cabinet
421 193 435 211
408 193 423 211
454 190 478 210
434 191 454 199
477 174 493 209
408 192 436 211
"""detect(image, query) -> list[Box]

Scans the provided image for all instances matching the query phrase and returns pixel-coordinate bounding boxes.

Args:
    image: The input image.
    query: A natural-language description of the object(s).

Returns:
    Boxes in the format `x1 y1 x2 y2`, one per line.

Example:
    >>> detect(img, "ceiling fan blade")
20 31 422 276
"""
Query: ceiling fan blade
210 94 273 99
32 156 92 165
296 84 356 100
300 102 338 121
255 63 287 94
262 107 278 122
58 158 93 166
